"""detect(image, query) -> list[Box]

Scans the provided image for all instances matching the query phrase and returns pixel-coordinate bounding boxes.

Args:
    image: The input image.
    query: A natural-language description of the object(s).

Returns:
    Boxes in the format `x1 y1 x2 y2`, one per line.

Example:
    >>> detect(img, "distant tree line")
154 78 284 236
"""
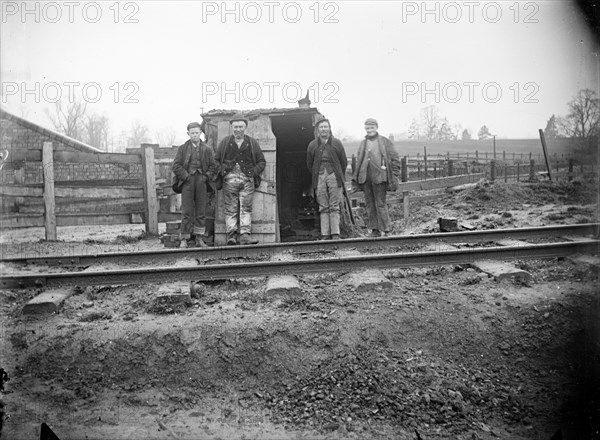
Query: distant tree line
407 105 495 142
44 98 180 152
406 88 598 154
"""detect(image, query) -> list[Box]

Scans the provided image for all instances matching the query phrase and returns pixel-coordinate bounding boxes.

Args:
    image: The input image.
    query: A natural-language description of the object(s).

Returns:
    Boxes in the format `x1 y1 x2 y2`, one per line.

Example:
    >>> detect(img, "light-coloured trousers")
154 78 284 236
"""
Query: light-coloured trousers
223 171 255 235
316 170 342 236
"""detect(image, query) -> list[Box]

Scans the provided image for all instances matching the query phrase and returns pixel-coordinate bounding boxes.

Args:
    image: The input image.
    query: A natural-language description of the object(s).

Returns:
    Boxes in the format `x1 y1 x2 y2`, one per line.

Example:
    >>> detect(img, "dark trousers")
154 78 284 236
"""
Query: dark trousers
180 172 207 239
363 178 391 232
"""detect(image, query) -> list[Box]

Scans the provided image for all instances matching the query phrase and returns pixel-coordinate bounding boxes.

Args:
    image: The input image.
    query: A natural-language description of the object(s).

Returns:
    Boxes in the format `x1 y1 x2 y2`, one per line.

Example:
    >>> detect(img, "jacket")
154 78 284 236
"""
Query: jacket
352 134 400 191
172 140 218 190
216 135 266 179
306 135 348 191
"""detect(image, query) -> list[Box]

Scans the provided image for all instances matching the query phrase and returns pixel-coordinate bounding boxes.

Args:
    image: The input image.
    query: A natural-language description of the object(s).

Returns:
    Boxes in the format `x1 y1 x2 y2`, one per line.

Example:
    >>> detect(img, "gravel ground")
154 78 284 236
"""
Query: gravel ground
0 179 598 440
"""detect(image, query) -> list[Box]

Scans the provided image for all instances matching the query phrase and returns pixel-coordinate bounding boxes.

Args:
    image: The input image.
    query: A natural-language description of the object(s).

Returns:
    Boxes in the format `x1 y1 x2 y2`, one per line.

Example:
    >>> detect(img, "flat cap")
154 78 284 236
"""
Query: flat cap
364 118 378 127
187 121 202 131
314 115 330 128
230 113 249 125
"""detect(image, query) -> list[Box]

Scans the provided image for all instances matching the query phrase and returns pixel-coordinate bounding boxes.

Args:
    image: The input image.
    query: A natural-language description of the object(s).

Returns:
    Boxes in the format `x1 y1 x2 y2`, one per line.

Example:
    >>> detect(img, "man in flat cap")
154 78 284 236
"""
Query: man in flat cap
352 118 400 237
306 116 348 240
172 121 218 248
216 113 266 245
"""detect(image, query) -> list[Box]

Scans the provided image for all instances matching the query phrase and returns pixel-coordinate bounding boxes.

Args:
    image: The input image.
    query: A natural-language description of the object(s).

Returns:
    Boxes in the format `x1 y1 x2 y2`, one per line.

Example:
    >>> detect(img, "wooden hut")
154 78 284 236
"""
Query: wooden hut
201 107 322 245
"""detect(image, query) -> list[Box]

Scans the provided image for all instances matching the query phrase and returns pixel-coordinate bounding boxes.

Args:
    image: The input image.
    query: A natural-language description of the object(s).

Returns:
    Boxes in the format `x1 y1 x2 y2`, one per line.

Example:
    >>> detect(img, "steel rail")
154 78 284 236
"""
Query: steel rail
1 223 598 268
1 239 598 289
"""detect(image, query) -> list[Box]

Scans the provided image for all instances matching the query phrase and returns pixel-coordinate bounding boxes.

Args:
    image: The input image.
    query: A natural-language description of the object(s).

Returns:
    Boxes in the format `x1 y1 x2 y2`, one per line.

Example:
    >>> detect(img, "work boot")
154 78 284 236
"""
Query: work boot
226 232 237 246
179 239 188 249
239 233 259 245
382 231 391 237
203 234 214 246
331 234 340 240
320 235 332 241
368 229 381 238
195 237 208 248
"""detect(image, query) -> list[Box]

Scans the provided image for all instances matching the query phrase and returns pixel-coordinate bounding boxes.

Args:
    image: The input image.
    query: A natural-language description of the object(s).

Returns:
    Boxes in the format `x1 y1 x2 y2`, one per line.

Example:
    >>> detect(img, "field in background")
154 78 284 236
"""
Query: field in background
343 138 582 160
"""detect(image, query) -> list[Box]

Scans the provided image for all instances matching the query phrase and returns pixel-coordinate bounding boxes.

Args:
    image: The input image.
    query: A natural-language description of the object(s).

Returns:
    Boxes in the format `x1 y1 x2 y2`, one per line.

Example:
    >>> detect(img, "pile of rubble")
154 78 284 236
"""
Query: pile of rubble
264 345 534 435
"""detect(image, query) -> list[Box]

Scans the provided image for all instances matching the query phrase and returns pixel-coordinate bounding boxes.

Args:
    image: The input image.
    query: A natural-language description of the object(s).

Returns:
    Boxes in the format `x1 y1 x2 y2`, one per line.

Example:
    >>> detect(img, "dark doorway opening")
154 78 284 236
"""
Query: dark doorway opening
270 113 318 241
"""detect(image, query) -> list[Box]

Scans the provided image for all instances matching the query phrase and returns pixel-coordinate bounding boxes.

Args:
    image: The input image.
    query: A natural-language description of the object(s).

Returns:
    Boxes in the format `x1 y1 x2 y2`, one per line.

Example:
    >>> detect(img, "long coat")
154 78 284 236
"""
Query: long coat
306 136 348 192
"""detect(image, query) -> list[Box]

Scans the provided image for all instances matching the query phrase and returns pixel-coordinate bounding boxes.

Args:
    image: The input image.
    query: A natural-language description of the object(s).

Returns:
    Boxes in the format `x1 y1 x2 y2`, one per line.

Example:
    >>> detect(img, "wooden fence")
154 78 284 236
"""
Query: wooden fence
2 141 596 241
0 142 172 239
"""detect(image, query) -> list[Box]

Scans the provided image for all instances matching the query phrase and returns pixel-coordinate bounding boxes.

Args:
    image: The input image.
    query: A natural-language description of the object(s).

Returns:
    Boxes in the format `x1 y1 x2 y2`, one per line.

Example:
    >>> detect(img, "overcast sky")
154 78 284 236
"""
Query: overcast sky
1 0 598 145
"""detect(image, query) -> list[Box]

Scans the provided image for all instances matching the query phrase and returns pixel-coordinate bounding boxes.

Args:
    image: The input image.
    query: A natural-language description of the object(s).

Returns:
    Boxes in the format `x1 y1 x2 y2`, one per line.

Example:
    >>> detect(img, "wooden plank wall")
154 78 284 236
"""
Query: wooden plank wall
1 142 147 230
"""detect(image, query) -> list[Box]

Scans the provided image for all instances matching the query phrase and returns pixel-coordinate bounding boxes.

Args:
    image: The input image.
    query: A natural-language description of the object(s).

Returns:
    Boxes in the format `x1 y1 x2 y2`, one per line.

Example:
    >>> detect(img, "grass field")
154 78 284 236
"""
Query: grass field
342 138 580 159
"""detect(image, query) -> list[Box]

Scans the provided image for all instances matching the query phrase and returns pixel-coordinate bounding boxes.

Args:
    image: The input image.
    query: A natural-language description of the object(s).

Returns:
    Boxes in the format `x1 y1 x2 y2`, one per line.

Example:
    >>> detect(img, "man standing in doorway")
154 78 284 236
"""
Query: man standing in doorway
307 116 348 240
172 121 218 248
216 113 266 246
352 118 400 237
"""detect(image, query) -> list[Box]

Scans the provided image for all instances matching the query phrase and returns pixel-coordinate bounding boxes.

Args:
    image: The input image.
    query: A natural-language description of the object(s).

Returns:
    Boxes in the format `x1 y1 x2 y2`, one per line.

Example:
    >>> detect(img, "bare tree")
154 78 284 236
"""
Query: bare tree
557 89 599 139
407 118 421 139
84 114 110 151
452 123 463 139
155 127 178 148
477 125 491 140
435 118 455 141
557 89 599 156
421 105 440 140
408 106 455 140
128 121 151 148
544 114 559 139
45 98 87 140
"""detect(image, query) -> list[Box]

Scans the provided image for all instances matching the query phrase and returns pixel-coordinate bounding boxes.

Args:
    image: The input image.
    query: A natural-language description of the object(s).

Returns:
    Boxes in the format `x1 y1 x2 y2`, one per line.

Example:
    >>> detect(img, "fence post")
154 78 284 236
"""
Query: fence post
141 143 159 235
503 150 506 161
403 190 410 219
433 163 437 178
42 141 57 241
417 162 421 179
517 163 520 182
401 156 408 182
424 146 428 178
504 164 508 183
475 150 478 161
448 159 454 177
568 158 573 182
529 159 535 181
490 160 496 182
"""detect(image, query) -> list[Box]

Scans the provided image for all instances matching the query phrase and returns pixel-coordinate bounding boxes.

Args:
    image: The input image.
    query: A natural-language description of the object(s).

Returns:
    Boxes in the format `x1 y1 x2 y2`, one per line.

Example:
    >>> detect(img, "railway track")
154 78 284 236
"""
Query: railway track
1 223 598 289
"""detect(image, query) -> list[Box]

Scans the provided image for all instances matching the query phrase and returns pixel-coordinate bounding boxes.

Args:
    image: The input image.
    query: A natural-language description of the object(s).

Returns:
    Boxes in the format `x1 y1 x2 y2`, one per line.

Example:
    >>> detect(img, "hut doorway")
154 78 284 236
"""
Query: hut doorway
270 112 318 241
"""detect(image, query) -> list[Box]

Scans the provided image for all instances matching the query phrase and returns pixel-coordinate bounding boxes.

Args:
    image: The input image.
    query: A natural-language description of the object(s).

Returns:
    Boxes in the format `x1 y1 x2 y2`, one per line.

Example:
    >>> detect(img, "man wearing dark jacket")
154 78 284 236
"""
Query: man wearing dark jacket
216 113 266 245
352 118 400 237
172 121 218 248
306 116 348 240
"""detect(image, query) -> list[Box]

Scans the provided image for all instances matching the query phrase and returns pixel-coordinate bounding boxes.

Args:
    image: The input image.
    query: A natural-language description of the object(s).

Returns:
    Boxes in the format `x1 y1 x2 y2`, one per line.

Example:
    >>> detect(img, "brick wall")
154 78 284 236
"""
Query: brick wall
0 113 143 185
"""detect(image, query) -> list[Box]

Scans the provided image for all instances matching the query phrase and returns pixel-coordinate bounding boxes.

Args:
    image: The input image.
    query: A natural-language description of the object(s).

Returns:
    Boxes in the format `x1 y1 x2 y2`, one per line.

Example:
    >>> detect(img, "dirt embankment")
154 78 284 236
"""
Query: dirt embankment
1 179 599 439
